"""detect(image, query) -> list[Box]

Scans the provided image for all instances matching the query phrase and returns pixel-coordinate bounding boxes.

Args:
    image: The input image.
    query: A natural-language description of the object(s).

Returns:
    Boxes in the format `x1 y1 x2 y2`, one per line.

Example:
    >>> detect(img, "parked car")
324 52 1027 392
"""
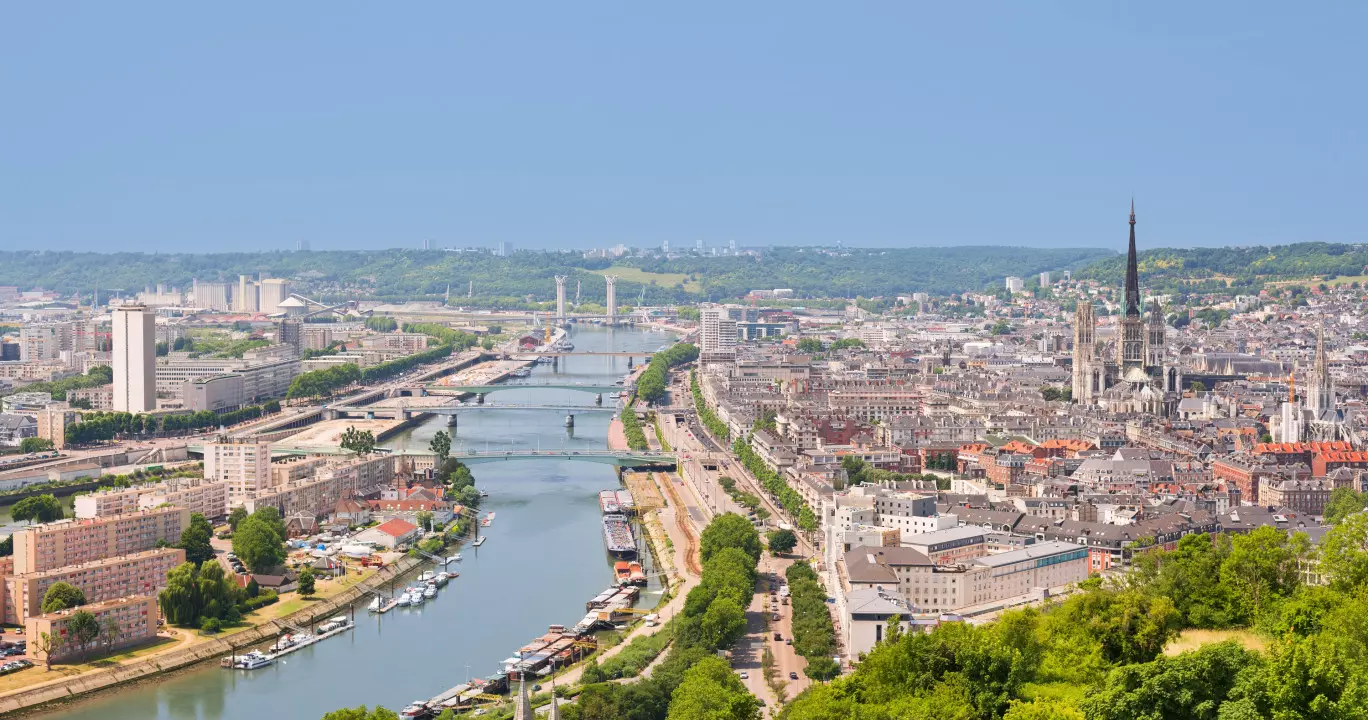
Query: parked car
737 671 748 680
773 632 782 641
789 671 799 680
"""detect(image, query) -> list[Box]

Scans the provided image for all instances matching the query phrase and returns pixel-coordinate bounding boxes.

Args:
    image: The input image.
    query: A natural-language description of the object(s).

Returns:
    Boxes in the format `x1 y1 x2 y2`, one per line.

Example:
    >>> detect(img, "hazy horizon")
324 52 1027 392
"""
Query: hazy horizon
4 4 1364 253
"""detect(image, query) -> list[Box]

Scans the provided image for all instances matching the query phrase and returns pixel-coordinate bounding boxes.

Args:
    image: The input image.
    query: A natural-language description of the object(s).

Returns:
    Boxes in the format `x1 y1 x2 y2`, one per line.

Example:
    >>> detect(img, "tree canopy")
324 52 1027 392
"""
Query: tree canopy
41 582 86 614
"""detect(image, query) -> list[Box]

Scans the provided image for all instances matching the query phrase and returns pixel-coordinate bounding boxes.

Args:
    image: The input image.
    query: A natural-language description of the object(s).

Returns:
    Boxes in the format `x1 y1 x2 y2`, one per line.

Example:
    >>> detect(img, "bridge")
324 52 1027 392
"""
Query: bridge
186 444 675 467
326 403 618 419
506 352 657 358
425 383 623 395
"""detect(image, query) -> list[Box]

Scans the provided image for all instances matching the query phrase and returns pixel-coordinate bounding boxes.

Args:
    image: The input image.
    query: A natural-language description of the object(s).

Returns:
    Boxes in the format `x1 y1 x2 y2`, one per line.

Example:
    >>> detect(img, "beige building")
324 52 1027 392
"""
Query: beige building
245 454 395 520
26 595 159 663
258 278 290 314
3 548 184 624
192 280 232 311
35 408 79 450
74 477 229 521
204 439 274 504
236 275 259 313
11 507 190 575
112 305 156 413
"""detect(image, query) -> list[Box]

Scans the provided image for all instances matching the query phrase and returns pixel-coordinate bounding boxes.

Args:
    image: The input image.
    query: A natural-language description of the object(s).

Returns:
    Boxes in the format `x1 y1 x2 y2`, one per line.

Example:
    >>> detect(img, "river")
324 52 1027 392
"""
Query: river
34 324 676 720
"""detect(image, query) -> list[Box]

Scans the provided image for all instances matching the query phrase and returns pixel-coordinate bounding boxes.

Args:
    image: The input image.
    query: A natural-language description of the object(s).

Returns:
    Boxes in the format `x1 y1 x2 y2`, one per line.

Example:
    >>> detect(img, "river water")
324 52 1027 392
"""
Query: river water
35 325 675 720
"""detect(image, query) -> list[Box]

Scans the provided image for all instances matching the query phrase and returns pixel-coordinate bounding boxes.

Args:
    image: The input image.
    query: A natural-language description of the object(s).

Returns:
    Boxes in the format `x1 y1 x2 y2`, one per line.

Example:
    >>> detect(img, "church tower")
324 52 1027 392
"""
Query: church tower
1307 323 1333 416
1117 201 1147 372
1072 301 1098 404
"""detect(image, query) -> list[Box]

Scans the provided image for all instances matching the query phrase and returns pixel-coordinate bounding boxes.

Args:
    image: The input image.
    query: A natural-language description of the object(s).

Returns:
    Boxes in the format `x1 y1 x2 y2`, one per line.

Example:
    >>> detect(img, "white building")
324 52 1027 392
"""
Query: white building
112 305 155 413
236 275 259 313
192 280 231 311
700 306 737 367
1039 272 1051 286
1005 277 1024 294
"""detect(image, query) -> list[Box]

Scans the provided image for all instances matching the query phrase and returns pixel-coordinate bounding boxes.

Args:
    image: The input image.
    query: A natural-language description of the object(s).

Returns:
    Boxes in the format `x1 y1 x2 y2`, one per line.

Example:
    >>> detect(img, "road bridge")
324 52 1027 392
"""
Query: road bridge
326 403 618 419
186 445 674 467
425 383 623 395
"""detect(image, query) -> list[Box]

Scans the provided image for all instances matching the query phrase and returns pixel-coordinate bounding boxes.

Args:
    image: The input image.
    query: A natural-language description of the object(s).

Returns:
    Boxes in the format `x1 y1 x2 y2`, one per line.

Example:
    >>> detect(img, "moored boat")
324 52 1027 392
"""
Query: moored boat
367 596 383 613
598 490 621 514
628 561 647 585
614 561 632 586
602 514 636 557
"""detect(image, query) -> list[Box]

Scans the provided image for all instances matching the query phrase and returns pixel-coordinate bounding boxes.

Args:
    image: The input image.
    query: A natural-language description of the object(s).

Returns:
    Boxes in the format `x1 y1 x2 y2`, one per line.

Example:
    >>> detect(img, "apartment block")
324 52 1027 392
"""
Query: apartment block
26 595 159 663
244 454 395 520
3 548 184 624
74 477 229 521
112 305 156 413
204 439 275 504
11 507 190 575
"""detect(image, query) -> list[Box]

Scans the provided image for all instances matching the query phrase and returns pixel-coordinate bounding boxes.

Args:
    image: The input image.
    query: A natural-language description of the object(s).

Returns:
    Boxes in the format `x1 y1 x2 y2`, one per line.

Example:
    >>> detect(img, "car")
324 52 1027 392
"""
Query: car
737 671 748 679
772 613 780 621
789 671 799 680
785 638 792 645
773 632 782 641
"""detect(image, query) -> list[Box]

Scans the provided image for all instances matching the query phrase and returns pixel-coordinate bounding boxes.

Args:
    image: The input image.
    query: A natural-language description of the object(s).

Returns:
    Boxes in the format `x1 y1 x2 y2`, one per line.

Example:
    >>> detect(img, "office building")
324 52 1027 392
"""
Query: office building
10 507 190 575
3 548 184 624
258 278 290 314
26 595 159 663
112 305 155 413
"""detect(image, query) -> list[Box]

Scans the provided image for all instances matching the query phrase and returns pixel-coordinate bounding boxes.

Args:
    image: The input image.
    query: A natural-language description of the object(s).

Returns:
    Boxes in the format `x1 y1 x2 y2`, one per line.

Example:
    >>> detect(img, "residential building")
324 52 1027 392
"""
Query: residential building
112 305 156 413
203 439 274 504
75 477 229 521
3 548 184 624
11 507 190 574
26 595 159 663
700 306 738 367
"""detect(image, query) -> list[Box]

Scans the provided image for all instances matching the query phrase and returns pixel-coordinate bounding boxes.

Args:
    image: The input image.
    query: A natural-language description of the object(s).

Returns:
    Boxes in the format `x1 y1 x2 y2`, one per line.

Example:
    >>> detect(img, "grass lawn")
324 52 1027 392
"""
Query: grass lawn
591 266 701 293
0 633 183 694
1164 628 1267 657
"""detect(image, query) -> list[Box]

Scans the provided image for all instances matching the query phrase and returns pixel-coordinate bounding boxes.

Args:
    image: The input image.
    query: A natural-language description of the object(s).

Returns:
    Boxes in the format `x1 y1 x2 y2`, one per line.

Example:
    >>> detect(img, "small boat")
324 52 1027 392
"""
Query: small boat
270 633 314 652
229 650 274 670
409 591 425 606
367 596 383 613
473 536 487 547
614 561 632 586
435 572 450 587
396 593 412 607
629 561 647 585
400 701 433 719
317 616 350 634
424 586 437 599
445 554 462 564
419 570 435 583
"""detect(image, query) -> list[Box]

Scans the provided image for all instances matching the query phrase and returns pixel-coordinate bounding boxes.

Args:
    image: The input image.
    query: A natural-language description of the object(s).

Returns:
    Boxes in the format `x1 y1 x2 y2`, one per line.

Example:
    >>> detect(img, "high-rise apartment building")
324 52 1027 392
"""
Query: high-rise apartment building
1005 276 1024 293
204 439 276 504
112 305 155 413
10 507 190 575
699 306 738 367
258 278 290 314
2 547 184 624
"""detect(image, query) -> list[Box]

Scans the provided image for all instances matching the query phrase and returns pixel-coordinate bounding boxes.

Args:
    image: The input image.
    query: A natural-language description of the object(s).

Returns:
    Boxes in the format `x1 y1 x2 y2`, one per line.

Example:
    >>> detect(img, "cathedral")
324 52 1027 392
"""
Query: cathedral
1271 323 1353 443
1072 203 1183 415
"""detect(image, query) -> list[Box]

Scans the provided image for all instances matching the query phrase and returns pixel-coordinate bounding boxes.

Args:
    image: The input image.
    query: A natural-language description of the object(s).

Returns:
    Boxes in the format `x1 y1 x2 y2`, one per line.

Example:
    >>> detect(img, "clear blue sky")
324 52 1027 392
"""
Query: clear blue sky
2 3 1364 253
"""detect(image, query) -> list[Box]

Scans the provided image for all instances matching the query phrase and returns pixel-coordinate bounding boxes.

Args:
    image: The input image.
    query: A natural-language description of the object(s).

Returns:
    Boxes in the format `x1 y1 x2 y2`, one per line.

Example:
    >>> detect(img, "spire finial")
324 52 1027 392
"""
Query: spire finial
1130 198 1136 226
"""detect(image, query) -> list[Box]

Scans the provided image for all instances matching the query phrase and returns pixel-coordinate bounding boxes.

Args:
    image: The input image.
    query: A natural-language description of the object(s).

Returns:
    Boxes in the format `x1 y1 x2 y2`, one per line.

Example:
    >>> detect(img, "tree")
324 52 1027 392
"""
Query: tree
0 535 11 557
232 512 286 572
766 529 798 554
178 513 216 565
1080 641 1257 720
415 510 435 533
321 706 401 720
34 631 62 670
227 506 249 531
19 437 54 453
100 617 122 655
66 609 101 659
340 426 376 456
796 337 824 353
1190 380 1207 392
11 494 64 524
158 562 202 626
458 485 482 509
1319 511 1368 591
666 656 761 720
1323 487 1366 525
699 597 747 650
699 513 761 565
41 582 86 613
428 430 452 464
1220 526 1308 617
297 566 316 596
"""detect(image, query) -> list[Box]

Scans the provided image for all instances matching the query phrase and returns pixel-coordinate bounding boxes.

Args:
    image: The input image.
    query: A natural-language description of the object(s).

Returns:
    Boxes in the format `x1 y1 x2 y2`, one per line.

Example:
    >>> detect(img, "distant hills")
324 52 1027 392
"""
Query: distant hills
2 242 1361 304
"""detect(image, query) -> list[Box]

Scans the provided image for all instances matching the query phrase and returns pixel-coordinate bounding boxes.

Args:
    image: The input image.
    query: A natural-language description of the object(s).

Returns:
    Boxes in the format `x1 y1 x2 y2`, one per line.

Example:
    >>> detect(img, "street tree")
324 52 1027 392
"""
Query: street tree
232 512 286 572
66 609 101 659
429 430 452 464
298 566 317 596
698 513 761 565
767 529 798 555
34 631 63 670
227 506 249 531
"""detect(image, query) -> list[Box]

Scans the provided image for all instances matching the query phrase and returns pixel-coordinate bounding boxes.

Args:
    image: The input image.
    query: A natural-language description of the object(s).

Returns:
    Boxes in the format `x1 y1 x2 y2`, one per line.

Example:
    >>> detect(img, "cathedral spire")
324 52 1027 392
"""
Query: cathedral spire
1315 322 1327 376
1124 200 1141 318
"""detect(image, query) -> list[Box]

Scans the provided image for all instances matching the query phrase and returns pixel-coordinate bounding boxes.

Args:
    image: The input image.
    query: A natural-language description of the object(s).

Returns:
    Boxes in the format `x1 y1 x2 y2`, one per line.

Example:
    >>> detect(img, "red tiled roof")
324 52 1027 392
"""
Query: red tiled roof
374 518 419 538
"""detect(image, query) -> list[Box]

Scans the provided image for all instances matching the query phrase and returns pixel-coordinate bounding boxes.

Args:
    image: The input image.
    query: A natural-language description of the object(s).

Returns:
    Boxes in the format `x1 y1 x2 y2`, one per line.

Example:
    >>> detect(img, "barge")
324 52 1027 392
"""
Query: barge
598 490 621 514
602 514 636 557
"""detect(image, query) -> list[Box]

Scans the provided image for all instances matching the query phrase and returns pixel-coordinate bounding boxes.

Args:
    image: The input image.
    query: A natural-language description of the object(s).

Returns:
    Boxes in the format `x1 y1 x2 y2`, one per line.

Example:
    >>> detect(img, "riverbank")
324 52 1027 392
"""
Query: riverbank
0 554 426 716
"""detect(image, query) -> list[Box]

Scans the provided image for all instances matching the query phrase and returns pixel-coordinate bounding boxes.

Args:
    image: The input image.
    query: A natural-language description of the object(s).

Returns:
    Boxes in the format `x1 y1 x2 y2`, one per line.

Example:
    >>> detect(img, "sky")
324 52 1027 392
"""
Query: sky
1 3 1365 253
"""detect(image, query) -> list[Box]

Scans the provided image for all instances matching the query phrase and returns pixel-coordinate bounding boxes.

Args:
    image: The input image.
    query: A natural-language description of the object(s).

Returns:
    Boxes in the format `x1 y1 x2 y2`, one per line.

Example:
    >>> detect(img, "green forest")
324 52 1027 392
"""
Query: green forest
0 246 1112 303
1075 241 1368 294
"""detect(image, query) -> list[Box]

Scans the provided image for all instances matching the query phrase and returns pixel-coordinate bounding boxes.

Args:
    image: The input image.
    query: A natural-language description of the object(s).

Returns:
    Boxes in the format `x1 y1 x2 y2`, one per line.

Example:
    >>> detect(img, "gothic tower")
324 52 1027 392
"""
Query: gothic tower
1117 201 1147 372
1072 301 1098 404
1307 323 1333 416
